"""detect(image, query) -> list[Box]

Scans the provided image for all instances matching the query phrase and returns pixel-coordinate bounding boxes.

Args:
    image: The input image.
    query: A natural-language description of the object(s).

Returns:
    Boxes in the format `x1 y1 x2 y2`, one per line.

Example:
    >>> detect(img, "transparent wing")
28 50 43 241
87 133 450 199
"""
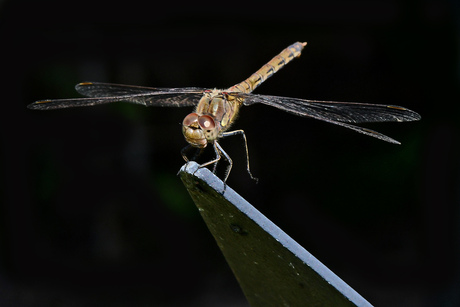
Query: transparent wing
28 82 206 110
241 94 420 123
75 82 205 99
236 93 421 144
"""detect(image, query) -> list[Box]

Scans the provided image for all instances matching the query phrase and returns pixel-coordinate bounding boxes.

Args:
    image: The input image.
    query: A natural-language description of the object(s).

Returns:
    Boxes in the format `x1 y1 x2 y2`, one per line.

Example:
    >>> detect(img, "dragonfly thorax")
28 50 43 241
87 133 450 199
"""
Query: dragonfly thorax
182 90 242 148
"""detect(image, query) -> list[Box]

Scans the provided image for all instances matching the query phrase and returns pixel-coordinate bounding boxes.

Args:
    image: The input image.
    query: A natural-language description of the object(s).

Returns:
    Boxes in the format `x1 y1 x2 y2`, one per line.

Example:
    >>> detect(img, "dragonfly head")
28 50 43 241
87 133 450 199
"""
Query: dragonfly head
182 112 220 148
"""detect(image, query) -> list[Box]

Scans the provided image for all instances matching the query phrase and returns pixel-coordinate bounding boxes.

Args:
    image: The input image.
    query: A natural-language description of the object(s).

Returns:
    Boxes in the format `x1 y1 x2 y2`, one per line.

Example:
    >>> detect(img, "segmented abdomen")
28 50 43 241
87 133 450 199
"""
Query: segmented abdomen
228 42 307 94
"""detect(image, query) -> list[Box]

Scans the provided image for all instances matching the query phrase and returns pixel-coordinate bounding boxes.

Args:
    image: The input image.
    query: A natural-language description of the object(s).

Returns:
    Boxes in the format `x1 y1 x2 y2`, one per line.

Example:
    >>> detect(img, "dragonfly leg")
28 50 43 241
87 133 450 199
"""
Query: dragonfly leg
181 144 205 163
180 144 205 174
212 155 218 174
182 142 228 182
193 147 205 161
214 141 232 183
197 141 224 177
180 144 192 174
192 142 231 192
221 130 258 183
181 144 192 162
194 141 232 183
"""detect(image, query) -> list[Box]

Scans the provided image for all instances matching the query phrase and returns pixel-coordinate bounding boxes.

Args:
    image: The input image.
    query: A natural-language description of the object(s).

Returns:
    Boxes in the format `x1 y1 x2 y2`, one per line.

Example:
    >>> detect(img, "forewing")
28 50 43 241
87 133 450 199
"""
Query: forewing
76 82 205 107
76 82 205 98
28 82 206 110
28 96 127 110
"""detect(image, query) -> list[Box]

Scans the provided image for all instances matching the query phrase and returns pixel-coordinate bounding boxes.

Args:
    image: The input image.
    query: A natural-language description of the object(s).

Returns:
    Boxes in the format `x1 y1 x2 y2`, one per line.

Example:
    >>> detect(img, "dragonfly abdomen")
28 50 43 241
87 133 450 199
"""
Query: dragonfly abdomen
228 42 307 94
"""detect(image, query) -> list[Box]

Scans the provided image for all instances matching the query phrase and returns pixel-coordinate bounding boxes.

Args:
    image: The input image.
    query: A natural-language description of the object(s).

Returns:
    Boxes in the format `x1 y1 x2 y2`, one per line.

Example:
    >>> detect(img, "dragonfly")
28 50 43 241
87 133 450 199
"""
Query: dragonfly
28 41 421 183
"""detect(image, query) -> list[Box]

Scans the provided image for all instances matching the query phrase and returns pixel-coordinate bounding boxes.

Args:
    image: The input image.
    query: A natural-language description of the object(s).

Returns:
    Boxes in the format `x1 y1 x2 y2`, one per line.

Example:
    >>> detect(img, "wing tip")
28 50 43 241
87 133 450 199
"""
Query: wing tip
361 128 401 145
27 100 52 110
75 82 94 91
387 105 421 121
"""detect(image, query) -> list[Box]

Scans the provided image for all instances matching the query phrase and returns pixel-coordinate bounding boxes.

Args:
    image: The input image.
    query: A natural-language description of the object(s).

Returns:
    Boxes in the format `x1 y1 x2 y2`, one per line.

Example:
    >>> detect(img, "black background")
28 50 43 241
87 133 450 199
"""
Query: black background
1 0 458 306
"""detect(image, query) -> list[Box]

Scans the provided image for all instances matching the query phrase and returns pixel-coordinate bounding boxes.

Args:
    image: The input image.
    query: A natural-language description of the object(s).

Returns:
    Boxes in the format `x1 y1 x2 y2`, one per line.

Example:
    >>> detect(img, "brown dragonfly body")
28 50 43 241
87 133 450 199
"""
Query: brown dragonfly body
28 42 420 182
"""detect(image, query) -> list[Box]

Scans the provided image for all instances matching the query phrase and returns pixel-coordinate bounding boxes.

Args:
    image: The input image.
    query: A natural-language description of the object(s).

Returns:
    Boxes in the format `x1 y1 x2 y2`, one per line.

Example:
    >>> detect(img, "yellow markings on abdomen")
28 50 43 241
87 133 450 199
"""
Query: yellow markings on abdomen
229 42 307 93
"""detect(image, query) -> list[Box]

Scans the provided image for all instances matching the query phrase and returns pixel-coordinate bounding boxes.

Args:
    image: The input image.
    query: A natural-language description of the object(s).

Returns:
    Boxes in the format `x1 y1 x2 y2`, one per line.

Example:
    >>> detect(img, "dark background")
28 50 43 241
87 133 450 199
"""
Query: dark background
1 0 458 306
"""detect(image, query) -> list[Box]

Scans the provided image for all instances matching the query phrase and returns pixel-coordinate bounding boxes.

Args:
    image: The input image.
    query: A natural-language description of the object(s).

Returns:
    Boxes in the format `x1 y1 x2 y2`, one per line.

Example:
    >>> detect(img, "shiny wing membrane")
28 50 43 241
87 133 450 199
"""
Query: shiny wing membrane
28 82 206 110
239 93 421 144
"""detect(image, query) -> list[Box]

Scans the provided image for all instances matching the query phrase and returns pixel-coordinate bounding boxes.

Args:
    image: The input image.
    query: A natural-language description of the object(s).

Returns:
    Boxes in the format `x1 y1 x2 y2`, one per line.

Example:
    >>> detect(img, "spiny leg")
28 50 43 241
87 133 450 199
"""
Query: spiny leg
198 141 222 175
193 142 232 184
200 142 231 191
182 142 226 180
181 144 206 162
180 144 205 174
180 144 192 173
181 144 192 163
212 156 218 174
214 141 233 184
221 130 258 182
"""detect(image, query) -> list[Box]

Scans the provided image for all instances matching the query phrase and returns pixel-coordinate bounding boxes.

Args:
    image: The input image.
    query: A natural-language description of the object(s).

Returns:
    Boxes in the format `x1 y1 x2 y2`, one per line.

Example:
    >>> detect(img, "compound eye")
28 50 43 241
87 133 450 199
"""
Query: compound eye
183 113 199 126
198 115 216 130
